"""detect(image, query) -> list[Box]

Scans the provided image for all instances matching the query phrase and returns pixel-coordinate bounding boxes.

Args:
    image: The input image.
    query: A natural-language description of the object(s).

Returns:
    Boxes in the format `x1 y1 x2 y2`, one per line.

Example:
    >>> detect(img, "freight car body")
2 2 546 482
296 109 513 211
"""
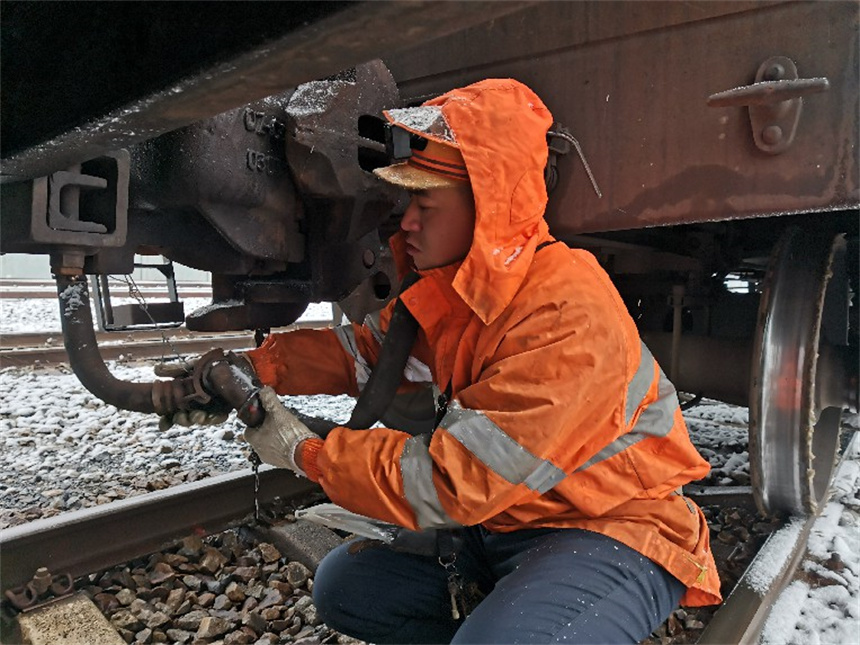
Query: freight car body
1 1 857 518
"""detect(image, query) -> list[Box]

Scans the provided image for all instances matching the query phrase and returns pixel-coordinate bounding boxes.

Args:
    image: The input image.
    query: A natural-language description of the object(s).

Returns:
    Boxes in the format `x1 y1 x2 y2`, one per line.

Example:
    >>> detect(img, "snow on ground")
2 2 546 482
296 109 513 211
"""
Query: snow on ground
0 360 355 524
760 433 860 645
0 295 349 527
1 296 858 643
0 297 336 335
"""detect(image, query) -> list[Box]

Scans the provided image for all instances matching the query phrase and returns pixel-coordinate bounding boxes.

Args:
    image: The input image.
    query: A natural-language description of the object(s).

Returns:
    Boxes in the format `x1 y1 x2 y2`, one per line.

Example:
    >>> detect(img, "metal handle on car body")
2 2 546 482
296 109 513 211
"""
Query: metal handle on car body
707 77 830 107
708 56 830 155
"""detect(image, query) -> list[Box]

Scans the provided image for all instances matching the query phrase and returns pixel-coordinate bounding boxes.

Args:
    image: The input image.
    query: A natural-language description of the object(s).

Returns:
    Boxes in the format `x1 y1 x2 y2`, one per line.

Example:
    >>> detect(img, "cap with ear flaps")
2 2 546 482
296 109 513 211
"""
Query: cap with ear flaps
380 79 554 327
373 105 469 190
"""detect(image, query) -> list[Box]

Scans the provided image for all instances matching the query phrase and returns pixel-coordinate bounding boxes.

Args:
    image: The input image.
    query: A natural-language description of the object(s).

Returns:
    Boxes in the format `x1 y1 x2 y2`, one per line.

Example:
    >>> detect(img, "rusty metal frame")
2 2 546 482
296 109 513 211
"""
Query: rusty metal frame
1 1 534 182
386 0 859 234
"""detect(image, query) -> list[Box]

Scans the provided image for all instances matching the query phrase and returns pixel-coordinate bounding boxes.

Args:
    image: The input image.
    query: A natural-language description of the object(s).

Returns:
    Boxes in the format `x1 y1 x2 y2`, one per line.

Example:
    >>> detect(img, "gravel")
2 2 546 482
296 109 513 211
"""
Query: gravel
83 529 363 645
0 360 354 530
2 296 858 643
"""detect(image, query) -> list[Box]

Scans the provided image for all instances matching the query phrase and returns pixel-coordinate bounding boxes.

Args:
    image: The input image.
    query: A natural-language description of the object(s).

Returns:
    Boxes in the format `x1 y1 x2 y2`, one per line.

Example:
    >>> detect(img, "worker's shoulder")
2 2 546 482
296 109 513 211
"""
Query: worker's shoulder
514 243 627 317
525 241 607 289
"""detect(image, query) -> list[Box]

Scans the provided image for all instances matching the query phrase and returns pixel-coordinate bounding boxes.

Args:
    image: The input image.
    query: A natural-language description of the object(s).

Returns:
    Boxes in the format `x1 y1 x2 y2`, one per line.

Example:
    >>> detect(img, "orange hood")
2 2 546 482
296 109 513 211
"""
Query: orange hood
392 79 554 326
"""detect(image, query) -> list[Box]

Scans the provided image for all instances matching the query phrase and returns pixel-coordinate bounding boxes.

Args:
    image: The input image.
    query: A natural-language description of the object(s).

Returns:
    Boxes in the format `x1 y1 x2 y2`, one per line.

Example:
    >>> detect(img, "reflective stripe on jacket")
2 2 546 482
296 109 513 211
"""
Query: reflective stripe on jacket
247 79 721 606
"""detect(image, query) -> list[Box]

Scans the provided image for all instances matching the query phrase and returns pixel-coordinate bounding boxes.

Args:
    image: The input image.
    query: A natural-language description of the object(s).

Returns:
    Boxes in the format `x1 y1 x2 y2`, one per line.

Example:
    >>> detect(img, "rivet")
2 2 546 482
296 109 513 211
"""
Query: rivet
764 64 785 81
761 125 783 145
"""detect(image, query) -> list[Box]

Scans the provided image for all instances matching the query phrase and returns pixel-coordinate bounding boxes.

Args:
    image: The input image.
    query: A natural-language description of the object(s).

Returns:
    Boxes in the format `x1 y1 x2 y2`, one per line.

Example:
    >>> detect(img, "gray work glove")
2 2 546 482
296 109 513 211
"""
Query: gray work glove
243 386 319 476
154 357 230 430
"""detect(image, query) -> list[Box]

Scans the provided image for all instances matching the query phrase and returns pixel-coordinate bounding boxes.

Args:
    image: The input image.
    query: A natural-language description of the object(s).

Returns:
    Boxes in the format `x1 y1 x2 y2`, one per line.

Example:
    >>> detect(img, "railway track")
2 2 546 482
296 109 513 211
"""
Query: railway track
0 322 328 368
0 467 321 595
699 432 859 644
0 280 213 301
2 433 857 644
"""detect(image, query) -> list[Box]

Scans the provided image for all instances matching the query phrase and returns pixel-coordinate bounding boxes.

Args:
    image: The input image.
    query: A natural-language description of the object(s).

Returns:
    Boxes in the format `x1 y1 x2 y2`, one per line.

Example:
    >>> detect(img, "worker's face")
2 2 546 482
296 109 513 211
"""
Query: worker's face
400 186 476 270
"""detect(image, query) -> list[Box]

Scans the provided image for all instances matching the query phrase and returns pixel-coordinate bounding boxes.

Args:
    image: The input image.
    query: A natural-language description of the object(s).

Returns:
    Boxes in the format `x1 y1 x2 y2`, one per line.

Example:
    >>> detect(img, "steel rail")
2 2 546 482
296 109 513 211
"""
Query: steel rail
0 321 328 350
697 431 859 644
682 484 758 512
0 322 329 367
0 466 320 594
2 328 235 350
0 279 212 300
0 336 254 368
697 514 816 645
0 290 213 300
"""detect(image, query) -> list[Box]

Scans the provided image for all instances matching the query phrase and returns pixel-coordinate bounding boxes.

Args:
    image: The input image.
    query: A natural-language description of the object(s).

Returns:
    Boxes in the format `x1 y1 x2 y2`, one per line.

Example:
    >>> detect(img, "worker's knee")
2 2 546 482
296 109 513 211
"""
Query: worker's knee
312 542 361 631
312 538 461 644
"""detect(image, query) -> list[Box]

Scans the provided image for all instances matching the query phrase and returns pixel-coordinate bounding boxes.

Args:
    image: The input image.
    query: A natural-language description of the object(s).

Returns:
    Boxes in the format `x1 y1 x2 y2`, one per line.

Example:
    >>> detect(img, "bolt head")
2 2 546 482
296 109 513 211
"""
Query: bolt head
764 64 785 81
362 249 376 268
761 125 784 145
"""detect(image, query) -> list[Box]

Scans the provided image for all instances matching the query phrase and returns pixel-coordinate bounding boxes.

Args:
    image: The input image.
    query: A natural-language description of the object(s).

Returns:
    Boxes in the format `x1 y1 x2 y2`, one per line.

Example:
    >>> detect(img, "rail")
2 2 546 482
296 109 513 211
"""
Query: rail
0 322 329 368
697 431 860 644
0 466 321 595
0 279 212 300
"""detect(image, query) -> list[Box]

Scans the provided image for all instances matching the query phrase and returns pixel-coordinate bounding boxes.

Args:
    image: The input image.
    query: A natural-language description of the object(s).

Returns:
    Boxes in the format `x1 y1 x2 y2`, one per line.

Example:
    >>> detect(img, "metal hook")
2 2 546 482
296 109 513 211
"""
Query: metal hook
548 130 603 198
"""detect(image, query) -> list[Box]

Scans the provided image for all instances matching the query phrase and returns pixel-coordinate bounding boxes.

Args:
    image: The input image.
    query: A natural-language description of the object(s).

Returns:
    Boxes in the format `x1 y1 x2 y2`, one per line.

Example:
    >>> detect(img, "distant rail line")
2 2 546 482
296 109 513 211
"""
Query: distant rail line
0 279 212 299
0 322 328 367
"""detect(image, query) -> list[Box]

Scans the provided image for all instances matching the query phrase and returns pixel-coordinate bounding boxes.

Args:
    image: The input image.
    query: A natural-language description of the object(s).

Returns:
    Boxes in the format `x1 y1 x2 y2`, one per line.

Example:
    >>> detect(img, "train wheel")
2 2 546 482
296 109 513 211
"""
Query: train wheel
749 227 853 516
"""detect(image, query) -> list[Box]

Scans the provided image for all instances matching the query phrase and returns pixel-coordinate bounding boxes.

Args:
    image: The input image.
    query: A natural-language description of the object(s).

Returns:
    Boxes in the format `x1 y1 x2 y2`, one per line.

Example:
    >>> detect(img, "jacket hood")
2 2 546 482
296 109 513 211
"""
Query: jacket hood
391 79 554 326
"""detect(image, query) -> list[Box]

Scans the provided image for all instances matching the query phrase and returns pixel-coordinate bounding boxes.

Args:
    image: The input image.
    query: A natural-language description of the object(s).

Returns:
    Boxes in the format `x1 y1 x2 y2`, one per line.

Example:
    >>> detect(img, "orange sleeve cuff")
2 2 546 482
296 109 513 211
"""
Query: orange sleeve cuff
300 438 325 482
244 341 279 388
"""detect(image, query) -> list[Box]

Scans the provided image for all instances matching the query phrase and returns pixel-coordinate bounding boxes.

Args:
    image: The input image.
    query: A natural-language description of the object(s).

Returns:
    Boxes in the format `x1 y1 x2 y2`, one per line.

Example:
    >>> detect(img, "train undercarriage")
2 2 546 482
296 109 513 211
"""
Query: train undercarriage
1 0 858 524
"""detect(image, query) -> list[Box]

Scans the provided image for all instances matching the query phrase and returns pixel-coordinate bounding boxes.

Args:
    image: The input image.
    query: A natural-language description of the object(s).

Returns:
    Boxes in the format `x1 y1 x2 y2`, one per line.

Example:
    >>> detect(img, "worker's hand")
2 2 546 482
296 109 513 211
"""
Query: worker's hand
153 358 198 379
159 406 230 432
243 386 319 475
154 355 231 431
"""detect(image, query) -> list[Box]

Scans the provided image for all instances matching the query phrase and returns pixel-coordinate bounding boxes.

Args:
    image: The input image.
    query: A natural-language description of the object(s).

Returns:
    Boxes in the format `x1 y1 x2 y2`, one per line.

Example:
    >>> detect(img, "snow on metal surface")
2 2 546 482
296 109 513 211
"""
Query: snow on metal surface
287 80 349 118
385 106 458 144
761 432 860 645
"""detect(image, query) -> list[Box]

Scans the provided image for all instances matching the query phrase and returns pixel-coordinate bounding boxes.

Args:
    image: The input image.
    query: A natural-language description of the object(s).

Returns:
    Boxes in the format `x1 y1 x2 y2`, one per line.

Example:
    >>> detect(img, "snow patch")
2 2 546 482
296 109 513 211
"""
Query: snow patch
746 517 805 595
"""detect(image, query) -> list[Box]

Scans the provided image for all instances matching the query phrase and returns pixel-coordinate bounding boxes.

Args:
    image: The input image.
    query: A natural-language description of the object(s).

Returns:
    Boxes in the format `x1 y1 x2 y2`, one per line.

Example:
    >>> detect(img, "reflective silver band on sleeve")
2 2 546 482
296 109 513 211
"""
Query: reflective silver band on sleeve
403 356 432 383
626 342 656 425
577 366 680 472
400 434 463 529
333 324 371 390
363 310 384 345
363 311 432 384
441 402 567 494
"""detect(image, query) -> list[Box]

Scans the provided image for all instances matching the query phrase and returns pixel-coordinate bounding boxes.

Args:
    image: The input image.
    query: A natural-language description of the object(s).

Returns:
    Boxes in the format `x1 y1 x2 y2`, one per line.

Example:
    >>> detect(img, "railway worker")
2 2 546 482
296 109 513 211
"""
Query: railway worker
237 78 722 643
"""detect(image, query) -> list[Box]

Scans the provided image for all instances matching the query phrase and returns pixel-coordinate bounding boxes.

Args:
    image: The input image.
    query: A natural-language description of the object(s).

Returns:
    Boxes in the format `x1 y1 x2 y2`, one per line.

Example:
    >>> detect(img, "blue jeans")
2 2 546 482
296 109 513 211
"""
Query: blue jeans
313 527 685 644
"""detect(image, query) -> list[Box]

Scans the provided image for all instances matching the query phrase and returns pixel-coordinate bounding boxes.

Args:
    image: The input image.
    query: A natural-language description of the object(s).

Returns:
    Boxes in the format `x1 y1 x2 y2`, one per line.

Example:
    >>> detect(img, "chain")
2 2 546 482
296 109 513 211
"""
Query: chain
113 275 188 369
249 450 262 522
120 274 263 519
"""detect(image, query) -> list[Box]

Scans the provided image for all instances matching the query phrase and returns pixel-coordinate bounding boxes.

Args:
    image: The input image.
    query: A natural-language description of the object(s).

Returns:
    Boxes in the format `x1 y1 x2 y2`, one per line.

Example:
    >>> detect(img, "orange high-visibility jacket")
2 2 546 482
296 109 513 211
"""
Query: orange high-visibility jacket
247 79 721 607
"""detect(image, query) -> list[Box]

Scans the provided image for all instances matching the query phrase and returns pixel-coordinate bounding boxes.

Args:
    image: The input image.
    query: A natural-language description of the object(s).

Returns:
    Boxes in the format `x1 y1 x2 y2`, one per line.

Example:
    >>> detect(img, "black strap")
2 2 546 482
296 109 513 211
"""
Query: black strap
536 239 562 252
352 240 555 432
436 526 459 565
347 271 421 429
434 380 453 430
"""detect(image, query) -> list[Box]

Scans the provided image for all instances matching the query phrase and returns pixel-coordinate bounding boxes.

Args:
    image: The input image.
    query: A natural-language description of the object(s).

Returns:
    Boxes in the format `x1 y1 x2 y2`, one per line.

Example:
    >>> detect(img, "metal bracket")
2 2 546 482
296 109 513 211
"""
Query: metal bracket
546 124 602 197
3 567 74 611
48 170 108 233
89 258 184 331
708 56 829 155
